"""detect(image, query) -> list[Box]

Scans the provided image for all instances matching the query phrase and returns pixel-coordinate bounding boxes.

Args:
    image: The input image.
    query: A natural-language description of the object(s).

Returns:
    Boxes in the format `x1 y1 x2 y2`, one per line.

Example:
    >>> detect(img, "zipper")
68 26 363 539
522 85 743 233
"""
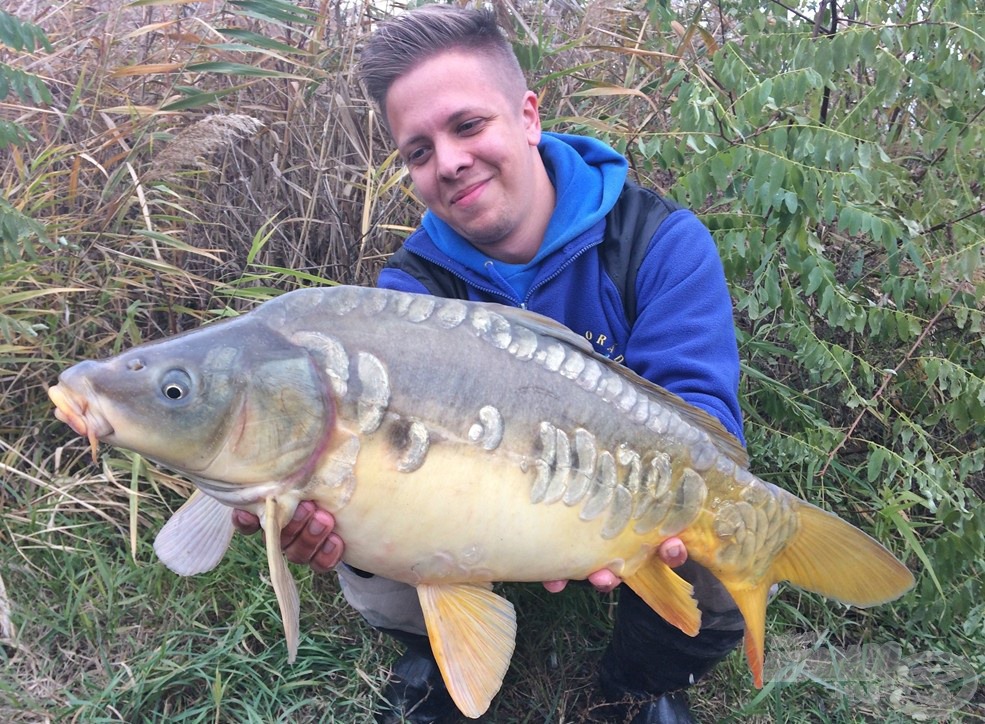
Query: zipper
521 240 601 309
411 250 521 306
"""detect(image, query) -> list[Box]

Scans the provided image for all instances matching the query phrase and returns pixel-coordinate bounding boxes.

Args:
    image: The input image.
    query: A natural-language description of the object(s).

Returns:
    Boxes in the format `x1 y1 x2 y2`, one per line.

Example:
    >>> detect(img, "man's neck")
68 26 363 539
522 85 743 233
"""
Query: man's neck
484 158 556 265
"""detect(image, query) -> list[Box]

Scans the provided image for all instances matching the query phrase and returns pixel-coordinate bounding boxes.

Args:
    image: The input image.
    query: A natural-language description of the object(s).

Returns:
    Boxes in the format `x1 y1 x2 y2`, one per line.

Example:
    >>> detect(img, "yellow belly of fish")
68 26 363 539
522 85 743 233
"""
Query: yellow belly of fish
311 442 659 586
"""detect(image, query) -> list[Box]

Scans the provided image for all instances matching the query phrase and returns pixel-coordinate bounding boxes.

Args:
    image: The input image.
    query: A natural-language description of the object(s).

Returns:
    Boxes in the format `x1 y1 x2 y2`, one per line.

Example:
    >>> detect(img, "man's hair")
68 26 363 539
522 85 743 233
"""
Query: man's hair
359 5 526 121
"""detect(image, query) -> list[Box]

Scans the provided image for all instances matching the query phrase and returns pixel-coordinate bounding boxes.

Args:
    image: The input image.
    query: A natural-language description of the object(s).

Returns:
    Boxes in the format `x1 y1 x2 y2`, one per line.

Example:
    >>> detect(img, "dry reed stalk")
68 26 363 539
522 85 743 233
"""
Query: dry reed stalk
0 568 14 642
146 113 266 181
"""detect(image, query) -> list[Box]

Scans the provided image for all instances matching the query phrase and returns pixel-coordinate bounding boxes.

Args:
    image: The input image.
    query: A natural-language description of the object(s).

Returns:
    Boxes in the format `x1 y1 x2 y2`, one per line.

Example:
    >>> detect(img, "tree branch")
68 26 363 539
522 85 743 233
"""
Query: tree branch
818 0 838 126
818 296 953 479
921 206 985 235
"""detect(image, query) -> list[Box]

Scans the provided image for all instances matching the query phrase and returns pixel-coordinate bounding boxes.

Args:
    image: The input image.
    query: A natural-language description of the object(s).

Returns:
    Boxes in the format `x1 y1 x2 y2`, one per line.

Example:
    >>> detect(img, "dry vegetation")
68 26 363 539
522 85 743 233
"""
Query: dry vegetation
0 2 748 721
2 0 983 722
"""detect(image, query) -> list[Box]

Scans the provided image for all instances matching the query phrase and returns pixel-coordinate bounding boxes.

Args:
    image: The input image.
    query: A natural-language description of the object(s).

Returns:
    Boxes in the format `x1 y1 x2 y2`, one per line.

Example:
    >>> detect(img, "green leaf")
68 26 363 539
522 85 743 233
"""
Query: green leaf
218 28 308 56
228 0 319 26
160 86 243 111
186 61 297 78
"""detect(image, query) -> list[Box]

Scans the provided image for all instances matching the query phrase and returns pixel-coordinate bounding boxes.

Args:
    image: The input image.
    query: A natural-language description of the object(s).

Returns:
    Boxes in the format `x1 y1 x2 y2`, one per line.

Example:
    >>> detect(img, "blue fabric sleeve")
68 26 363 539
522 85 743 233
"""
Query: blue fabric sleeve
377 267 432 295
623 210 745 445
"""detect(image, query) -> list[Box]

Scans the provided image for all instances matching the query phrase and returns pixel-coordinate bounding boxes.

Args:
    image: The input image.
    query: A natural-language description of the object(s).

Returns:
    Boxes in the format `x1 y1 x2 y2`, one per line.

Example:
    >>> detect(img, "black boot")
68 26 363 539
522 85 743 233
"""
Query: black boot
601 689 695 724
597 678 697 724
597 587 744 723
375 630 458 724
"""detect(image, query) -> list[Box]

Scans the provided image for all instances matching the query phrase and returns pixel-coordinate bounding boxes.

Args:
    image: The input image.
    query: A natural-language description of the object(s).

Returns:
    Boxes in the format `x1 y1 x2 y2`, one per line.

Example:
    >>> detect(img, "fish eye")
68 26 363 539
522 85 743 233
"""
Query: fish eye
160 369 193 402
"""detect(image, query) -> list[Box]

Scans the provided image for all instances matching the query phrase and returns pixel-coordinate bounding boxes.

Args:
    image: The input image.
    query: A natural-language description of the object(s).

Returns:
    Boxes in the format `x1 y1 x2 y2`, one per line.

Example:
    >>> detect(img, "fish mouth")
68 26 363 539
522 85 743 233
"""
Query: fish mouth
48 382 114 462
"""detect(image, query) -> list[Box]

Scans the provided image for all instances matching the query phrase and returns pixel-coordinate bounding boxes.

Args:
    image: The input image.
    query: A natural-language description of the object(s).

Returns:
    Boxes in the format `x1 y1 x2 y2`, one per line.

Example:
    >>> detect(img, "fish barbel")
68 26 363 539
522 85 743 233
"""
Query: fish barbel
48 285 914 718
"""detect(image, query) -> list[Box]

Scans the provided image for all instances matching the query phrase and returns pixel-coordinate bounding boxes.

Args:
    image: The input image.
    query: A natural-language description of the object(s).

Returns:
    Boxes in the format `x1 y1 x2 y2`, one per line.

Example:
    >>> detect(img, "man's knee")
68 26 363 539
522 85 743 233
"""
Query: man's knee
679 559 745 632
336 565 427 636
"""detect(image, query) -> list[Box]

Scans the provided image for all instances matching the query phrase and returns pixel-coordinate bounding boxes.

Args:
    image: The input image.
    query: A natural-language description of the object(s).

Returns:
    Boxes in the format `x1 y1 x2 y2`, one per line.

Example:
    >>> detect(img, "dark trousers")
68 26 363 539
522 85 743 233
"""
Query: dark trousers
382 579 745 699
600 584 745 697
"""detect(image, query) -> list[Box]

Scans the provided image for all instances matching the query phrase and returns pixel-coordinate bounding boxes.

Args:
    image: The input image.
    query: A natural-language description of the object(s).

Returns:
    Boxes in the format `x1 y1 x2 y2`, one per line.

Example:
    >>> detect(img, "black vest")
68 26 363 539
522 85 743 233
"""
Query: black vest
384 181 682 325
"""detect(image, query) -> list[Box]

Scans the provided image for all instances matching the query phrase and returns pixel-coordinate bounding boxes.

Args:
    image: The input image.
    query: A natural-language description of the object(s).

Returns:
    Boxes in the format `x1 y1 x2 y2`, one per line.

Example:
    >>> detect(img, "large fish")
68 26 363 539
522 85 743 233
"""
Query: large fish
48 285 913 718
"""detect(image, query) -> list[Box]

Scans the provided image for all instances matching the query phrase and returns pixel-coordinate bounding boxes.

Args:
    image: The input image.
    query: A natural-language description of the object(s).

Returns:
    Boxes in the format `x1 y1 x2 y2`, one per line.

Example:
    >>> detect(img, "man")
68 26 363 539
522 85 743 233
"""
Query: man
235 6 746 723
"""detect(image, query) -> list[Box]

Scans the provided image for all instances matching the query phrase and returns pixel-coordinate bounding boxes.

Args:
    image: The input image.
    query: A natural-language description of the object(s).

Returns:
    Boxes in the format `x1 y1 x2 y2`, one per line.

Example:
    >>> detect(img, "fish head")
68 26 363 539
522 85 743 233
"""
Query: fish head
49 316 335 499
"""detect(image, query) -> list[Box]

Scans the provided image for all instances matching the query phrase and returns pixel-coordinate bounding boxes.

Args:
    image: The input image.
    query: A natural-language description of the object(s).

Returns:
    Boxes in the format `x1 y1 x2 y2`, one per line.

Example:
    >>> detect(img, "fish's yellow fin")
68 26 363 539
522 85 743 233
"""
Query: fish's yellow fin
772 502 915 607
623 559 701 637
724 583 770 688
154 490 235 575
722 501 915 688
417 583 517 719
264 496 300 664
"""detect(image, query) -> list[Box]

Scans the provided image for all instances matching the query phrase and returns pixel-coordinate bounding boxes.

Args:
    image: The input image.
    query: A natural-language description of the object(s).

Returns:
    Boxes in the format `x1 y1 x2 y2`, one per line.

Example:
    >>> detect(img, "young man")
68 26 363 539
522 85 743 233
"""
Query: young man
235 6 746 723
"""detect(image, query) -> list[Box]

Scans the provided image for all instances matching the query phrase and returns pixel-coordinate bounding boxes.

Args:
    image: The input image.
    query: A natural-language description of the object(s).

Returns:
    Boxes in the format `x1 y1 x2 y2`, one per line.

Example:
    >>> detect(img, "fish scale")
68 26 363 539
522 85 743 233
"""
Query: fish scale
48 284 914 720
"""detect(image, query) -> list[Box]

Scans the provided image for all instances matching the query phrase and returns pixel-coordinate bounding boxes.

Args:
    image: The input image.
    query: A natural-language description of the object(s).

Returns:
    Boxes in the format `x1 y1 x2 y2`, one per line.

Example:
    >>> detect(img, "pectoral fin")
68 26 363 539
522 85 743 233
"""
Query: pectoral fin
417 583 517 719
153 490 234 575
264 496 300 664
623 558 701 637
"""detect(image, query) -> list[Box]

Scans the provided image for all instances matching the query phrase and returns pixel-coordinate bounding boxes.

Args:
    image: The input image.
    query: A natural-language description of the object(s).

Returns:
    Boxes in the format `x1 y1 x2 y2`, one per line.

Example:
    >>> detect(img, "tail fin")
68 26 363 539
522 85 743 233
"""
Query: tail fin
773 503 915 606
724 502 914 688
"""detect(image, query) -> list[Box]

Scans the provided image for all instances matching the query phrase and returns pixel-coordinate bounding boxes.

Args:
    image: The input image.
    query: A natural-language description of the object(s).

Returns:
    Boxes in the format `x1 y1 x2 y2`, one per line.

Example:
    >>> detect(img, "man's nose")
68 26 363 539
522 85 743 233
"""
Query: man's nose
435 138 472 179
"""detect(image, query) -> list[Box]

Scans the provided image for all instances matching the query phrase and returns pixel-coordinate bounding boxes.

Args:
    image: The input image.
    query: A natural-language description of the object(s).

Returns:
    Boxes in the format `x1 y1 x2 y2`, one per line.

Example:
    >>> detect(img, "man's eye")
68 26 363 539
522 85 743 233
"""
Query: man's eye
459 118 484 135
407 147 431 165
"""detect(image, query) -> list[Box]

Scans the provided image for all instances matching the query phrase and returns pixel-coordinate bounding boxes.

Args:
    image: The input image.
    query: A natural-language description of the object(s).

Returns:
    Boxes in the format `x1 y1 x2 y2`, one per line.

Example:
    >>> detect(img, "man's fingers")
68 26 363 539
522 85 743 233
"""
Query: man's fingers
308 533 344 574
587 569 621 593
658 537 688 568
544 570 621 594
231 508 261 535
233 502 343 574
283 506 341 572
280 500 317 546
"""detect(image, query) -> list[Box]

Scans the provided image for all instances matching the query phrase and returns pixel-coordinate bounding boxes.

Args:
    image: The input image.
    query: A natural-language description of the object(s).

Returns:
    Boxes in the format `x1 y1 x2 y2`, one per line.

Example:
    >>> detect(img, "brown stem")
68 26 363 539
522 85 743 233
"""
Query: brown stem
818 0 838 126
818 296 953 479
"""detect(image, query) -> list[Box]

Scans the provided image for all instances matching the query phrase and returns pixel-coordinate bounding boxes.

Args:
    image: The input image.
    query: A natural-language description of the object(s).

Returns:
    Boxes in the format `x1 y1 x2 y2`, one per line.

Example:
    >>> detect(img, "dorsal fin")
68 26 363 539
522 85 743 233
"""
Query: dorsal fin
491 302 748 469
616 366 749 469
483 302 595 354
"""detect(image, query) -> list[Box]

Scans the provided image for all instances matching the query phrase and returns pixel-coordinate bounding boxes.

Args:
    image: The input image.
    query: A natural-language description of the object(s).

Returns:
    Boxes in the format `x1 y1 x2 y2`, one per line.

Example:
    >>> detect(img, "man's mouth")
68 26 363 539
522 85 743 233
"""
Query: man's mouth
451 180 487 206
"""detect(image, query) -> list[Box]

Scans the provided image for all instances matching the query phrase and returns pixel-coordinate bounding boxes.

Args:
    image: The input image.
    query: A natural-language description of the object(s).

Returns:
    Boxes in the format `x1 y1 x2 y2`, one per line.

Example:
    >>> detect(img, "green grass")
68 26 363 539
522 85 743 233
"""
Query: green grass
2 472 379 722
2 456 974 722
2 0 983 721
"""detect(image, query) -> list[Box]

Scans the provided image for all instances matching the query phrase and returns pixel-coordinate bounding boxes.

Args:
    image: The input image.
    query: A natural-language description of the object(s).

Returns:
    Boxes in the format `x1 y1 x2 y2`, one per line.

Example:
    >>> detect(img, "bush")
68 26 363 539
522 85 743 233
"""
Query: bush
1 1 981 720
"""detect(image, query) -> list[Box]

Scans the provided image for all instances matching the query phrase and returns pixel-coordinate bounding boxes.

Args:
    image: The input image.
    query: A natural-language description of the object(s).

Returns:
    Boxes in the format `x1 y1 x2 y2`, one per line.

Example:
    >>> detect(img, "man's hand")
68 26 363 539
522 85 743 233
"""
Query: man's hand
542 537 688 594
231 500 343 574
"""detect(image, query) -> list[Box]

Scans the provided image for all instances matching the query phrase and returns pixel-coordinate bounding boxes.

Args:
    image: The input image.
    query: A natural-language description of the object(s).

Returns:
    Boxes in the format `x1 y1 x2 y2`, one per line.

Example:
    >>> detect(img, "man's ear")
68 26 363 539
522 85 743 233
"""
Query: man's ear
521 90 542 145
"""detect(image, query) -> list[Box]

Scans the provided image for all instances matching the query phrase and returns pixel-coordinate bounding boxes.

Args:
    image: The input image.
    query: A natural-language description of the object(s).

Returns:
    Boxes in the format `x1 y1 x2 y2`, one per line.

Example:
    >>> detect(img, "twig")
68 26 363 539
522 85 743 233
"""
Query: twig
768 0 815 24
0 569 14 642
921 205 985 235
818 0 838 126
818 296 953 478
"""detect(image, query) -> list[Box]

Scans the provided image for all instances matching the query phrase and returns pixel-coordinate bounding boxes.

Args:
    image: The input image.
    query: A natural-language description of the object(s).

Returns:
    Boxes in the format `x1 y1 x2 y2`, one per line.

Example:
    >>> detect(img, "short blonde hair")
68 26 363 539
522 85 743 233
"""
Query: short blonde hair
359 5 527 123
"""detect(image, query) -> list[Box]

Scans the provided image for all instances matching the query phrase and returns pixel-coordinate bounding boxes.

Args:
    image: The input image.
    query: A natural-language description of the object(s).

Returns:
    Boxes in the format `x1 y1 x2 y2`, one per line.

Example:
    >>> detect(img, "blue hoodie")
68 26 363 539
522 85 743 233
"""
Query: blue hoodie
378 132 745 444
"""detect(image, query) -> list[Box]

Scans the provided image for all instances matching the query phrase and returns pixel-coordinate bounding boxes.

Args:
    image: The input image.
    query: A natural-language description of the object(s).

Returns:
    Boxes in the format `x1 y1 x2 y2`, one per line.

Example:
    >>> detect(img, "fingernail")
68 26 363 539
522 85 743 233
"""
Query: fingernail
309 519 325 536
667 542 682 558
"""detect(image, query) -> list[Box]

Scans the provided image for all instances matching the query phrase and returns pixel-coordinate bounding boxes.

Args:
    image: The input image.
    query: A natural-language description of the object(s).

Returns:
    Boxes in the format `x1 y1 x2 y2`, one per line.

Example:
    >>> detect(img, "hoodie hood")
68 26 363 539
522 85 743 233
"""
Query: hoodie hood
419 132 628 299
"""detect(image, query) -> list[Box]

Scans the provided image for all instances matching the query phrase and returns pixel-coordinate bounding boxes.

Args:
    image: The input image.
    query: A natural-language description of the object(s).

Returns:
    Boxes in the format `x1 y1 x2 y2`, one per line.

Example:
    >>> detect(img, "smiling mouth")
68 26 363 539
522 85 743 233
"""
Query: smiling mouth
451 180 487 205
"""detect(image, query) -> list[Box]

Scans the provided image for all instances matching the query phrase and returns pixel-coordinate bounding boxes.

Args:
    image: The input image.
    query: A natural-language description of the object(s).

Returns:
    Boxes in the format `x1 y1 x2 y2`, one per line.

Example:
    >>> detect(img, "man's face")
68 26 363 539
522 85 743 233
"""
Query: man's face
385 50 547 263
